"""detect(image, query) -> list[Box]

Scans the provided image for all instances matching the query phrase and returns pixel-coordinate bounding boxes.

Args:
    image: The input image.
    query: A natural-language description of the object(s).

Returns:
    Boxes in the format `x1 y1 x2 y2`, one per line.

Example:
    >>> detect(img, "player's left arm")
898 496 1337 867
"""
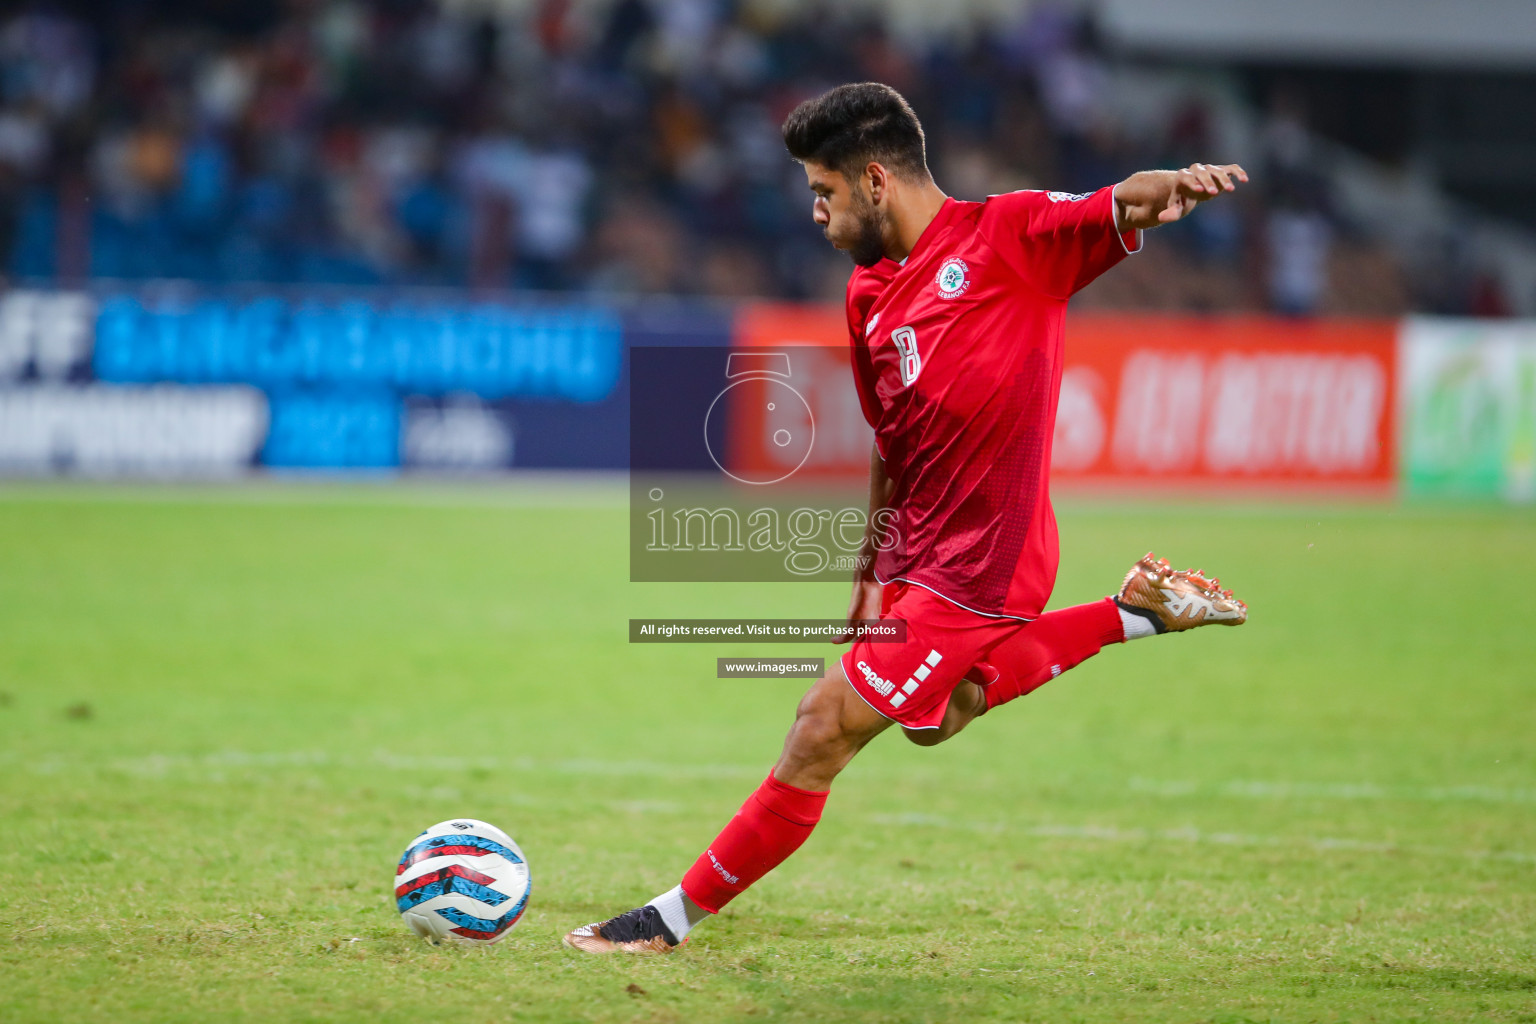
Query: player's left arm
1112 163 1249 231
834 442 893 645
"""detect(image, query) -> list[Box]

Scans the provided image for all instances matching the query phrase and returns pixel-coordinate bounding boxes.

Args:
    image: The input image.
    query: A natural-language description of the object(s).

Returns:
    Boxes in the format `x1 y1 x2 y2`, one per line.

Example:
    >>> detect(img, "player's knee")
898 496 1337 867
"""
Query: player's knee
902 683 982 747
902 725 948 747
784 690 855 766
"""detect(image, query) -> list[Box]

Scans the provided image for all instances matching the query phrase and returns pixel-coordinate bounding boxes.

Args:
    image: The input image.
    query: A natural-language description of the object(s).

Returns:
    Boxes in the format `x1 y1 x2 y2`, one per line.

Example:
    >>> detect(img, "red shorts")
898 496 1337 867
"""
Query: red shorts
839 581 1026 731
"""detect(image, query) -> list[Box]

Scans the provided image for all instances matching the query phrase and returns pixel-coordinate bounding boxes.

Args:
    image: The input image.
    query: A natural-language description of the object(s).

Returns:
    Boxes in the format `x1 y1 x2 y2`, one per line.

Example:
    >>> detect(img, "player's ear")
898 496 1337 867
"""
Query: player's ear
866 161 888 204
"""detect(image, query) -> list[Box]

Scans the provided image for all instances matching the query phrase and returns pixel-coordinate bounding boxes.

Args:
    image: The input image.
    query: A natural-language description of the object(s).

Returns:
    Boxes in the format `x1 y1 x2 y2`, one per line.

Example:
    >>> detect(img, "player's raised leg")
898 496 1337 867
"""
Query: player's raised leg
901 597 1123 746
968 598 1130 716
562 665 892 954
916 553 1250 741
1114 552 1248 635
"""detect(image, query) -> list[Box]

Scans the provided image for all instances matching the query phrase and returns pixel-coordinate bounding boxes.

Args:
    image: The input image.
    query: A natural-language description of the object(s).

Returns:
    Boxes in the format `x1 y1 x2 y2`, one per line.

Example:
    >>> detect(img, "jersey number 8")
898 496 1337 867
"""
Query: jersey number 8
892 326 922 387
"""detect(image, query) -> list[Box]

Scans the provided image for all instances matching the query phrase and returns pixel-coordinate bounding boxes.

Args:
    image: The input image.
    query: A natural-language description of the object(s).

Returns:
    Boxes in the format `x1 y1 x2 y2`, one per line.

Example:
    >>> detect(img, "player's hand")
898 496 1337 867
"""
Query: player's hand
835 578 884 645
1159 162 1248 223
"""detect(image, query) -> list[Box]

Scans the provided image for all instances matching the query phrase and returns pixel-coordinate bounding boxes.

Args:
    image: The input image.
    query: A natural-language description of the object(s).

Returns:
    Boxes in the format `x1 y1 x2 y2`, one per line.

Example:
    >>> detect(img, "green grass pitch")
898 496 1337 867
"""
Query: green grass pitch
1 482 1533 1023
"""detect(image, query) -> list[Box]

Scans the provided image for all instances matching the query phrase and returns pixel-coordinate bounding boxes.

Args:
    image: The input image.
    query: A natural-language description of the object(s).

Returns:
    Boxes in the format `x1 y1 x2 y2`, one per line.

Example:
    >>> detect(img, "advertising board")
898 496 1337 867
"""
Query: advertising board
1400 318 1536 501
731 304 1398 493
0 286 627 473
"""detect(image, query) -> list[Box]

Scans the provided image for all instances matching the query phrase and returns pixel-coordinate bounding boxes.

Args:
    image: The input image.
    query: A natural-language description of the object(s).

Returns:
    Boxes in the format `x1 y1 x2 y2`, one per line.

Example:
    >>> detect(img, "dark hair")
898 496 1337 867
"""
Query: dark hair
782 82 929 183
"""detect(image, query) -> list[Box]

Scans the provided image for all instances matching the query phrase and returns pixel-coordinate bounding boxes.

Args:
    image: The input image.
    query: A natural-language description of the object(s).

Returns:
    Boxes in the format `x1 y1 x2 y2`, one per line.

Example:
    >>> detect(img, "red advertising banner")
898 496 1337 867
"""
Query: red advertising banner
1055 316 1397 491
733 304 1398 493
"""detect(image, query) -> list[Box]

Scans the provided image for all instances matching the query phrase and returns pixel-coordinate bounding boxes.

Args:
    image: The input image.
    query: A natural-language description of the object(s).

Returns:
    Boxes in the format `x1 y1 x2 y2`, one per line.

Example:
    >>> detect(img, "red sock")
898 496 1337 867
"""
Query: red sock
981 597 1125 711
679 773 828 914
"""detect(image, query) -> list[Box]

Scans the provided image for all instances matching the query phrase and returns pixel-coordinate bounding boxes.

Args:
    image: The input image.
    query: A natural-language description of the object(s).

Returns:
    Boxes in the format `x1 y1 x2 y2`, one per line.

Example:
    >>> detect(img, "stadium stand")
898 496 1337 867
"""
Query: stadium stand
0 0 1530 314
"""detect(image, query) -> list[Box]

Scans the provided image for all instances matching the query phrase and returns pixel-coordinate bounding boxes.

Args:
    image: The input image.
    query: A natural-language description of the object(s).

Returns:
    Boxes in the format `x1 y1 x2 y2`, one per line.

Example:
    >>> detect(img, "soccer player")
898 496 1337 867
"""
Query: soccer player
565 82 1250 954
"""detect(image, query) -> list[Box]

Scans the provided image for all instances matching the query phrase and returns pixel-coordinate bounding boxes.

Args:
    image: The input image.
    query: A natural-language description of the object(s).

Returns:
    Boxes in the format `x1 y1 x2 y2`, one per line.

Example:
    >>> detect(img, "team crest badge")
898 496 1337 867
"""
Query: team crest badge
935 257 970 298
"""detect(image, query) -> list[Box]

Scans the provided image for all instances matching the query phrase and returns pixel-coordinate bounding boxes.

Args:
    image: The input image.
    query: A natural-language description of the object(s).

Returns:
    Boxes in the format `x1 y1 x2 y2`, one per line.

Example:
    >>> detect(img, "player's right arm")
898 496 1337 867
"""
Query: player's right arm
1113 163 1248 230
989 164 1249 299
983 186 1143 299
835 441 893 644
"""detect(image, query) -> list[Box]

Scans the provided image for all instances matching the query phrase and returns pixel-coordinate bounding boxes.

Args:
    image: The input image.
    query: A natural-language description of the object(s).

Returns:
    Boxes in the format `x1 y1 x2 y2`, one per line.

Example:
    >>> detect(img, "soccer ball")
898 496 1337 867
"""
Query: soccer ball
394 818 530 944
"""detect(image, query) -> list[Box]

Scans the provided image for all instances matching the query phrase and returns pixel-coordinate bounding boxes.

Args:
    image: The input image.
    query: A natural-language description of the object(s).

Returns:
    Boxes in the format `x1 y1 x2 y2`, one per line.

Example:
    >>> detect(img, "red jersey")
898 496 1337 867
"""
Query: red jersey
845 186 1140 619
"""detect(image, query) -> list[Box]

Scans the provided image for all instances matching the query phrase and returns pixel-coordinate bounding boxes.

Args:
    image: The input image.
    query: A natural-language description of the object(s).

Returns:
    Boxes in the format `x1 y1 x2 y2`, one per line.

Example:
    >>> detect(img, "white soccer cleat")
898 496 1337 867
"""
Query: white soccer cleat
1116 552 1248 633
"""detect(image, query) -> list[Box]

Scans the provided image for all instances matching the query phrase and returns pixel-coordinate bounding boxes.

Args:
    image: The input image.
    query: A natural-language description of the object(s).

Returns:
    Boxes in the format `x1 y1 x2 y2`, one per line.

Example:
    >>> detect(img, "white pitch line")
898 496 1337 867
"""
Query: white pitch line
14 752 1533 806
867 813 1536 866
12 748 1530 864
1128 776 1536 805
19 749 764 782
0 474 629 508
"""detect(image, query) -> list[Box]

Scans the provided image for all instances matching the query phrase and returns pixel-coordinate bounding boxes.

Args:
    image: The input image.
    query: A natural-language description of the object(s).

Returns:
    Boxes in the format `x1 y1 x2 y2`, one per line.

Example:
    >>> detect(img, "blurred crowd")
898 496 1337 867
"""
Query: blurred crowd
0 0 1508 314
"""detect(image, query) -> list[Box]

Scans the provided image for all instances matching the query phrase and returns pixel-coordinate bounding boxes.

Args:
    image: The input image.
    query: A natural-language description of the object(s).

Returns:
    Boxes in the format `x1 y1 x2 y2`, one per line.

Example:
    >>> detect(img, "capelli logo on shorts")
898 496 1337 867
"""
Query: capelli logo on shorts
855 660 895 697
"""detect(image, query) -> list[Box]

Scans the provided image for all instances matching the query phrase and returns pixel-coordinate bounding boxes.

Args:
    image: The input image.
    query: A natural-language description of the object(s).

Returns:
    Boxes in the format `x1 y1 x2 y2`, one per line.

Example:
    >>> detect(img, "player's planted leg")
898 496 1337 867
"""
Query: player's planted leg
562 668 891 954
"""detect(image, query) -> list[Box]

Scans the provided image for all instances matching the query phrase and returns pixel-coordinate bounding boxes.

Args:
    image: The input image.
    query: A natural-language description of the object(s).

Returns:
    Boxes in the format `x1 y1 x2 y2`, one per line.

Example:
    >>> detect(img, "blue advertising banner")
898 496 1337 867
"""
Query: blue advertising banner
92 296 621 400
0 285 639 473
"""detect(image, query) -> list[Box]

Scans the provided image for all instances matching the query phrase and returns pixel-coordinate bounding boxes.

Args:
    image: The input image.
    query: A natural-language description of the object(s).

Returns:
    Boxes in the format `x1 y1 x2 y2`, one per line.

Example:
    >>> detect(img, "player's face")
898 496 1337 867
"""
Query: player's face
804 161 887 267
